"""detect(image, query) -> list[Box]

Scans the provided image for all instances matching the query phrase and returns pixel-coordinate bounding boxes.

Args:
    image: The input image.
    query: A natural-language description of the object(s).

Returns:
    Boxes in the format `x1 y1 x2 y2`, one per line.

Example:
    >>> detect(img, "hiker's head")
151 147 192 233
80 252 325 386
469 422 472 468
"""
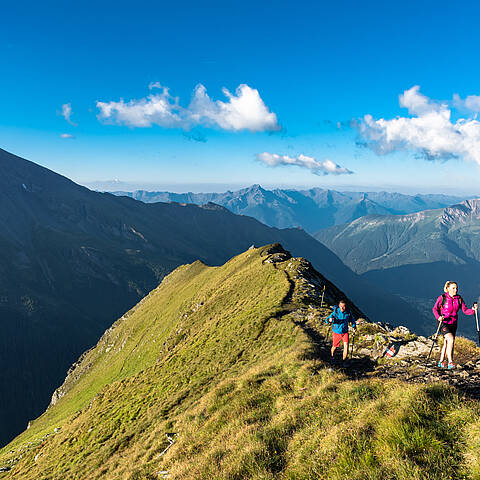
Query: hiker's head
444 281 458 296
338 300 347 312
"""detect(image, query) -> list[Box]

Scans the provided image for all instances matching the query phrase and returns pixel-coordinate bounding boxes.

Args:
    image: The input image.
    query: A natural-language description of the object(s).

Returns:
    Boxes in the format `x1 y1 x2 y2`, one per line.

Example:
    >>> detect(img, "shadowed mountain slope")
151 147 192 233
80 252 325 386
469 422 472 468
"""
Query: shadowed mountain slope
0 148 419 446
1 245 480 480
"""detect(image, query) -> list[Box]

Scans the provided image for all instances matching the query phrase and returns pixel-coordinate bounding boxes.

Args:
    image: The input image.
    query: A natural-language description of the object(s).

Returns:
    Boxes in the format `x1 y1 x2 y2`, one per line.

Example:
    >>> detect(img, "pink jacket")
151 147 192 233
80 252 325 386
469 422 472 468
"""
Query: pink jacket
432 294 474 324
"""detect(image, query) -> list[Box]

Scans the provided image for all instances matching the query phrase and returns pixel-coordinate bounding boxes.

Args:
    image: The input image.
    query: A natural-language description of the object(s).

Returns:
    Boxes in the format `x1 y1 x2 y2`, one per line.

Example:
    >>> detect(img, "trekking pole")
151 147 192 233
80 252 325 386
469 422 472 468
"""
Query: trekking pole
474 302 480 346
427 320 442 361
320 285 325 307
349 328 355 359
321 314 332 344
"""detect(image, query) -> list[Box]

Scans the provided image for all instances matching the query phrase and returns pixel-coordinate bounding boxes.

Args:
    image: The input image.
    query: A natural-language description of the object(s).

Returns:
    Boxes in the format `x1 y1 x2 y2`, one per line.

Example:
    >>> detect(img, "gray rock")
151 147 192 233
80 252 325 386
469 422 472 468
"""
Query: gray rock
393 326 412 336
395 340 435 358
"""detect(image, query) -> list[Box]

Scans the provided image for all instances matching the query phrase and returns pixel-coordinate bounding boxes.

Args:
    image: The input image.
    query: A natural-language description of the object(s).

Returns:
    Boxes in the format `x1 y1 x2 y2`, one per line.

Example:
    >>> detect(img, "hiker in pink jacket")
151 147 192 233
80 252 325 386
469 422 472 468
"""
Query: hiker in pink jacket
432 281 477 369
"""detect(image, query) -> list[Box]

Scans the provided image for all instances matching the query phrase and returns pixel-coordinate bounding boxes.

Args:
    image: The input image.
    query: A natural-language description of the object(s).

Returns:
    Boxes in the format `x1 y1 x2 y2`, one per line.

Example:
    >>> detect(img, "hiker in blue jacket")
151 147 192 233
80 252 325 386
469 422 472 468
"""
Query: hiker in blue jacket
325 299 356 365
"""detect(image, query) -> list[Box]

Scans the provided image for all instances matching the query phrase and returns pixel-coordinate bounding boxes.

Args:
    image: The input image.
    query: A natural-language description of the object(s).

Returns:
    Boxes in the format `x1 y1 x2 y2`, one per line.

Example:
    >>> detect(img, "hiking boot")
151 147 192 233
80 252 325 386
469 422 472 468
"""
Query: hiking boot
437 361 446 368
341 360 349 368
447 362 456 370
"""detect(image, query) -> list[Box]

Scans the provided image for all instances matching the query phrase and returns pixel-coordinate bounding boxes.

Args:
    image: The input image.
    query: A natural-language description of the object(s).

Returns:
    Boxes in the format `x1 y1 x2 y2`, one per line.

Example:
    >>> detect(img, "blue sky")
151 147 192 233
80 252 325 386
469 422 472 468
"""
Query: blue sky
2 0 480 194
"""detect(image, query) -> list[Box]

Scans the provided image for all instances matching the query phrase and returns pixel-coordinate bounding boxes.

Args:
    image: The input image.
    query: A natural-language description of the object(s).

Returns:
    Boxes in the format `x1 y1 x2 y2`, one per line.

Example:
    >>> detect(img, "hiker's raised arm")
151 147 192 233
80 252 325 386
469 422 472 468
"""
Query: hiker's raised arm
461 300 475 315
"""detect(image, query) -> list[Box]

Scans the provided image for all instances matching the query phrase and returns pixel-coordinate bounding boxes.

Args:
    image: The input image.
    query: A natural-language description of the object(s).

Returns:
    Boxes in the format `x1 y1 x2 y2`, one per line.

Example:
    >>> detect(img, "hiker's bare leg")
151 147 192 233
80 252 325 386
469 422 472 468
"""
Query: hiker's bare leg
445 333 454 364
439 337 447 363
342 341 349 360
331 345 336 357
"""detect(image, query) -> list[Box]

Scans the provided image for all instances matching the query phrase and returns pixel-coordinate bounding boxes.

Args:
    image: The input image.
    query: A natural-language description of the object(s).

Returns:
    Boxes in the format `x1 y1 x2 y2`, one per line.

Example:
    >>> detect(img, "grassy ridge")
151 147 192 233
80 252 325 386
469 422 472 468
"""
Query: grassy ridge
1 245 480 479
167 364 480 480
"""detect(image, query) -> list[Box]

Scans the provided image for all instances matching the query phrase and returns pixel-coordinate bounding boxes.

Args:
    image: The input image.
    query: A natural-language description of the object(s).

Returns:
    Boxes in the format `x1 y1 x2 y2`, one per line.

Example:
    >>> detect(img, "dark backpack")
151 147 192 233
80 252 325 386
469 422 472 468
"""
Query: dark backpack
331 306 349 324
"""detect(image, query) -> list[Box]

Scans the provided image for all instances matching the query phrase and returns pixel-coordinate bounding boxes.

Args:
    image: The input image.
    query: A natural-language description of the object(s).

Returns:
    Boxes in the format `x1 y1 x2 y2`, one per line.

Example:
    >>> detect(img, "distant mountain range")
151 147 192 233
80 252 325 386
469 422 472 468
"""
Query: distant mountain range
112 185 468 232
315 199 480 339
0 148 420 446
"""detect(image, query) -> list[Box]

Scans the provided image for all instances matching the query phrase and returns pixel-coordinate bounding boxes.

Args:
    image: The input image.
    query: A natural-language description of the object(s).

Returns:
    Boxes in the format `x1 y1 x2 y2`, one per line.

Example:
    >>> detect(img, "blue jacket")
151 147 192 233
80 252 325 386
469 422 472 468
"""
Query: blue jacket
325 307 356 334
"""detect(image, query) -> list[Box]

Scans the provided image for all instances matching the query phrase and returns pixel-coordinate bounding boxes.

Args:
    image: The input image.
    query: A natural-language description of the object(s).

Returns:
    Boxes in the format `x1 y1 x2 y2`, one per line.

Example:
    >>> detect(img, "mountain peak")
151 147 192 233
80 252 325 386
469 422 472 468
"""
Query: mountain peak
441 198 480 226
245 183 267 194
0 147 84 194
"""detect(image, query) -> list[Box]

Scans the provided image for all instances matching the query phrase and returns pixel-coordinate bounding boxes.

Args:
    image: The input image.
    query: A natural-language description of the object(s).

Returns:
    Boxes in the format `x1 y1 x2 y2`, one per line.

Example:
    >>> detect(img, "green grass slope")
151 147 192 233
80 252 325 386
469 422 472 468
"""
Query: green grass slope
0 147 422 447
2 245 480 479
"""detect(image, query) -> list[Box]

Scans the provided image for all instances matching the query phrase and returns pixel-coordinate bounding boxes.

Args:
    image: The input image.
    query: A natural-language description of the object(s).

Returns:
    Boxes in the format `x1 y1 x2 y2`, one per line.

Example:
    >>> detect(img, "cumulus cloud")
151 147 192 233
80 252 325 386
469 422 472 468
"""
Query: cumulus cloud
60 103 76 125
96 83 280 132
96 87 183 128
357 86 480 164
256 152 353 176
398 85 444 115
60 133 74 139
188 84 280 132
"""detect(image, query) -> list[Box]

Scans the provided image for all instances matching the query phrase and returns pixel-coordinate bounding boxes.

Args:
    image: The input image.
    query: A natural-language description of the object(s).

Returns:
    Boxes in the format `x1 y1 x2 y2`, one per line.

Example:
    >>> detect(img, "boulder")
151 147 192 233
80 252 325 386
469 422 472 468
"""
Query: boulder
396 339 436 358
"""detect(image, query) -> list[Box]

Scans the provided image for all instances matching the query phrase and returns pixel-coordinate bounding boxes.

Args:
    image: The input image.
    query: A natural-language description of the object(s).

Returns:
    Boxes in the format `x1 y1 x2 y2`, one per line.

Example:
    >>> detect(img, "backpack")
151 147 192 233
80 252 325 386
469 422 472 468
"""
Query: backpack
331 306 348 324
441 293 463 307
439 294 463 314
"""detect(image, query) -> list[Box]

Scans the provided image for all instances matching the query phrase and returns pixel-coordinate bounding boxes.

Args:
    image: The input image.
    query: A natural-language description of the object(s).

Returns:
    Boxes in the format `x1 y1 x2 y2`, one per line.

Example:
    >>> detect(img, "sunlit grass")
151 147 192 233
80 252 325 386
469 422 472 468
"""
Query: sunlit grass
2 245 480 479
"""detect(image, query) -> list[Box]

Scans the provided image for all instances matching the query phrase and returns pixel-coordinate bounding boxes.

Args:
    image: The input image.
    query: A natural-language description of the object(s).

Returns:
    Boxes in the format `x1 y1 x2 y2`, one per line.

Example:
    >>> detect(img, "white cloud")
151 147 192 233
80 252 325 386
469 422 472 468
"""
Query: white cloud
399 85 444 115
357 86 480 164
188 84 280 132
96 88 184 128
453 93 480 113
60 133 74 139
256 152 353 176
60 103 76 125
96 83 280 132
148 81 163 90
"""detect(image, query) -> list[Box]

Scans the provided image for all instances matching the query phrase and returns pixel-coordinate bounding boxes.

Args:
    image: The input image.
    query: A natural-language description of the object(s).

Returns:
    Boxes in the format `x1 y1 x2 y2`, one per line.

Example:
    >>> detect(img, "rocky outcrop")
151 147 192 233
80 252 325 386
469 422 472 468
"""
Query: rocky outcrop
298 310 480 397
441 199 480 227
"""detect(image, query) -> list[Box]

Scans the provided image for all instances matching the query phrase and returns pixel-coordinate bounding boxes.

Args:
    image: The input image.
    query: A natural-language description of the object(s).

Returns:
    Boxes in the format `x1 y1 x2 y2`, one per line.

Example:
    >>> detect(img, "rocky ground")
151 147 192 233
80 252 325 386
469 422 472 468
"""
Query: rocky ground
295 308 480 399
263 244 480 400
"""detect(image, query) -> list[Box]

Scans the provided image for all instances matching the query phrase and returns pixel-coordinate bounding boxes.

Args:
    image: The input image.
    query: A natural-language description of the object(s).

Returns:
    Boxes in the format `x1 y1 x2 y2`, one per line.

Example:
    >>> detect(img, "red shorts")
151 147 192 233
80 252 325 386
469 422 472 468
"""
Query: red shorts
332 332 349 348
